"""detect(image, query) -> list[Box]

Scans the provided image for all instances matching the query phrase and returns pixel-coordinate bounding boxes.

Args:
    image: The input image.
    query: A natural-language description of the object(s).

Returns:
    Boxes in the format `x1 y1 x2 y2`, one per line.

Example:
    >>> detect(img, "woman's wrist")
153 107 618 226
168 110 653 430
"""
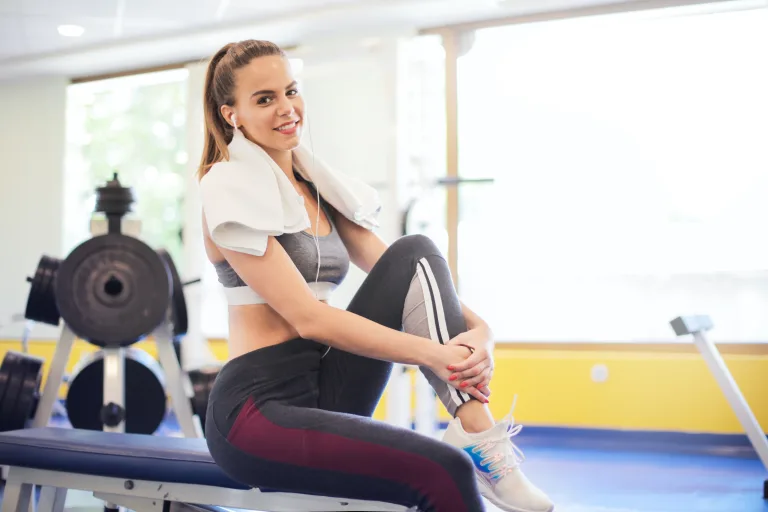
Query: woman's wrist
417 341 443 370
470 320 492 339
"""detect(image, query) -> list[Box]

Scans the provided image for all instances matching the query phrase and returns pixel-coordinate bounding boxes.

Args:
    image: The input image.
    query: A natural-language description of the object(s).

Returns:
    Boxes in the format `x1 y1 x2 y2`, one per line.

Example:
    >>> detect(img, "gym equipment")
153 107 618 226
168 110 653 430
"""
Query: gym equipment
188 366 220 433
55 234 171 347
670 315 768 499
158 248 188 339
24 255 62 326
65 348 167 435
0 428 407 512
95 171 136 233
0 351 44 432
400 176 494 238
41 306 199 439
26 173 202 439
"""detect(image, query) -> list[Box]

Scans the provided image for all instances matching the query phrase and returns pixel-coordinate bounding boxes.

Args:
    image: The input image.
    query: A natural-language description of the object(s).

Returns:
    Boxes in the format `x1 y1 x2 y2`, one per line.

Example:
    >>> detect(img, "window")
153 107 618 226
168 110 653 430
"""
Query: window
455 4 768 342
64 68 189 269
398 35 449 255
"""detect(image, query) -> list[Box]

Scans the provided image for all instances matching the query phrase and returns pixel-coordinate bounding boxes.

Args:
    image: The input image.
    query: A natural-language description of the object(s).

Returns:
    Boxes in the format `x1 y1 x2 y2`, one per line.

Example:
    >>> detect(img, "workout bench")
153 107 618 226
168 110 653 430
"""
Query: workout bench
0 427 409 512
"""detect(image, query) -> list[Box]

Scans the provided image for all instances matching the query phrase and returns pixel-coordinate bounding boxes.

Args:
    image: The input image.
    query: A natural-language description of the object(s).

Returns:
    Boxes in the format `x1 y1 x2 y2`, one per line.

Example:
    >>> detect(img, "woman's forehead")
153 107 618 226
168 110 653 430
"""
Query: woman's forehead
236 56 293 90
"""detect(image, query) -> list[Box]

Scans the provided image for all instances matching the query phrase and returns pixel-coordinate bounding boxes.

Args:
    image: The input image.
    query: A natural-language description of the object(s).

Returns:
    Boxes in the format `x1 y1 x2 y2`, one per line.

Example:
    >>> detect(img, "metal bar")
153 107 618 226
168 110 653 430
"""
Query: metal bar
31 325 76 428
36 486 67 512
692 331 768 470
442 30 460 289
102 347 126 433
154 319 202 438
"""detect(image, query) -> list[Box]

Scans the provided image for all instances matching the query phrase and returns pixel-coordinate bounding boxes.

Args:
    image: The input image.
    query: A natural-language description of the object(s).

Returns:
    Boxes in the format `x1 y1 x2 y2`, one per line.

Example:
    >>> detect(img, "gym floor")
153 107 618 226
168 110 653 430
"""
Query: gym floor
1 408 765 512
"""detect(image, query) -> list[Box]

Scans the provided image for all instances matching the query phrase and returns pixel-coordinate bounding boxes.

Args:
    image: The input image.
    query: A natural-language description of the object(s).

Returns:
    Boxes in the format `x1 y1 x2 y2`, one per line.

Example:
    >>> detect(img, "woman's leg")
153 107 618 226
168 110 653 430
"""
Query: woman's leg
317 234 478 417
206 375 485 511
317 234 555 512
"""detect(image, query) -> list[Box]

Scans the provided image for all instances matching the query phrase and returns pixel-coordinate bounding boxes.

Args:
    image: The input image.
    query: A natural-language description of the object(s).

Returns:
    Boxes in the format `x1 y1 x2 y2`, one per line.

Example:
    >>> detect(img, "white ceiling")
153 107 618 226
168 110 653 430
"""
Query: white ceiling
0 0 744 82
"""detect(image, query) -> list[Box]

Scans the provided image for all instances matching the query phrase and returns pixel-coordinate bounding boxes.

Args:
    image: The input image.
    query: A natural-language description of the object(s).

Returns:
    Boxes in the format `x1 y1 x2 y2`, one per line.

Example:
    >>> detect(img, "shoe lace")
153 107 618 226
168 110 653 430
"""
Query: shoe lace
470 395 526 480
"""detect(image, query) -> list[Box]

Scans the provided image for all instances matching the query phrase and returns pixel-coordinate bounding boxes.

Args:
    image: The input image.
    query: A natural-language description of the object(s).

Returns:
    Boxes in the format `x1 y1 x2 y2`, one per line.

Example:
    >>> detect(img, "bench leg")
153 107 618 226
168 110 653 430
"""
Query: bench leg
36 486 67 512
94 492 165 512
1 479 34 512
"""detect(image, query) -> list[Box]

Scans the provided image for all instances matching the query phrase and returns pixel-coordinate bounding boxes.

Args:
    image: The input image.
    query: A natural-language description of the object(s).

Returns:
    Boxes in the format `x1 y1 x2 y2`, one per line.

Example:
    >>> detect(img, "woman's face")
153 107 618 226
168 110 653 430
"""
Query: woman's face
223 55 304 154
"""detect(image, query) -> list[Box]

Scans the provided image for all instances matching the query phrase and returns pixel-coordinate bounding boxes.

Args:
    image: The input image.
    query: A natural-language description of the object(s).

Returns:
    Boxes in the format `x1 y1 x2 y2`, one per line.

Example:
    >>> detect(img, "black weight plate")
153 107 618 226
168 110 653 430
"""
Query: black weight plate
0 353 24 431
189 366 220 434
157 249 188 338
25 255 62 326
0 351 42 432
0 352 20 430
55 234 171 347
14 354 44 429
66 348 167 434
0 352 13 410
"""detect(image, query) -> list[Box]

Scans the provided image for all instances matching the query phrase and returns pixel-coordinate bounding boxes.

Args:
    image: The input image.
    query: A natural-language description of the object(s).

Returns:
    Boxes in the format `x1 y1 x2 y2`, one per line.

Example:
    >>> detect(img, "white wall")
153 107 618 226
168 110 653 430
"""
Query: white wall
0 77 68 340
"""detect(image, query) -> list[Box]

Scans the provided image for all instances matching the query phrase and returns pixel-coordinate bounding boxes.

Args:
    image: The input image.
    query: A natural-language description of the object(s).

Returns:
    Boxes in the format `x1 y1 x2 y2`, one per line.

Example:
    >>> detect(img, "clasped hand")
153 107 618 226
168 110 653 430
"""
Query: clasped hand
429 327 494 404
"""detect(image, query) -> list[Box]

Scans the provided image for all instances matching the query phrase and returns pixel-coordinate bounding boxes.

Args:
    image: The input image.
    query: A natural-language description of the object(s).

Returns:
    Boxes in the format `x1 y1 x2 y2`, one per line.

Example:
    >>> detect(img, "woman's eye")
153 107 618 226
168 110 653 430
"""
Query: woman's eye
287 89 299 96
257 96 273 105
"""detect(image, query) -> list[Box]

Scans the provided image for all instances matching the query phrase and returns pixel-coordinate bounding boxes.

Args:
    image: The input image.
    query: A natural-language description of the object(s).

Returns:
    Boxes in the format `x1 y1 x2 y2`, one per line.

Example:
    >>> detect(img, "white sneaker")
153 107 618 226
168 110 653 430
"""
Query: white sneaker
442 397 554 512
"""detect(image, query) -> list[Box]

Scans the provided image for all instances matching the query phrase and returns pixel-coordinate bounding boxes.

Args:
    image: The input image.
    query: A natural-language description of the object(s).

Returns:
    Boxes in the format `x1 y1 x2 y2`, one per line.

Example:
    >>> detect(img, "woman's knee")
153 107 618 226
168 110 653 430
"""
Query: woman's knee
385 234 443 262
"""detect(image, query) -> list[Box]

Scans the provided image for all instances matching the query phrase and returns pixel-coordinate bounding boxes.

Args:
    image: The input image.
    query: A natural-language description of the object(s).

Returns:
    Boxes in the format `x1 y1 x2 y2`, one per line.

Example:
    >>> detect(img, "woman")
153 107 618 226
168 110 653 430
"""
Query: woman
197 39 554 512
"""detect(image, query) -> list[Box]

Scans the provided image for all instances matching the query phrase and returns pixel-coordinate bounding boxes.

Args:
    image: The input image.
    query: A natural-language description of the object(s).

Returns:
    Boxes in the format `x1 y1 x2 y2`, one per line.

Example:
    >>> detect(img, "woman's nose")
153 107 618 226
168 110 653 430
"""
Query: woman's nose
276 95 295 116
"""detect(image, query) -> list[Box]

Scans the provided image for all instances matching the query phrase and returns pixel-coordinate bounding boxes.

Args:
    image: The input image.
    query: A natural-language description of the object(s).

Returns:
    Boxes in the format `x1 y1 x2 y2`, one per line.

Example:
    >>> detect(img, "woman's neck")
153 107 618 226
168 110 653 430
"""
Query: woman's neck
265 148 296 184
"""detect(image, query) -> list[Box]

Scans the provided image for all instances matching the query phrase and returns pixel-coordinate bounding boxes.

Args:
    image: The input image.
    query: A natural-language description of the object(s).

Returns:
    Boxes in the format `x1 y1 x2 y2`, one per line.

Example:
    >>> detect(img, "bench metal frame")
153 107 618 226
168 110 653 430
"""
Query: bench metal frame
0 466 408 512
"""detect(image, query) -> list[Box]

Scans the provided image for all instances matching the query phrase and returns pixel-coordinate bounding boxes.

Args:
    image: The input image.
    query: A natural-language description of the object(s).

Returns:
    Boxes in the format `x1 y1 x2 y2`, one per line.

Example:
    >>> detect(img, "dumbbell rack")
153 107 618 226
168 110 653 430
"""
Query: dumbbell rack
31 316 203 438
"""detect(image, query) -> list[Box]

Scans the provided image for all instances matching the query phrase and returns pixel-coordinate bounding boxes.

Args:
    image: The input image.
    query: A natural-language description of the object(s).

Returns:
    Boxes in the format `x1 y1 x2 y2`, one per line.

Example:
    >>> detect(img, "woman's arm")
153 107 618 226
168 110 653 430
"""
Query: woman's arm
219 236 428 364
218 236 485 399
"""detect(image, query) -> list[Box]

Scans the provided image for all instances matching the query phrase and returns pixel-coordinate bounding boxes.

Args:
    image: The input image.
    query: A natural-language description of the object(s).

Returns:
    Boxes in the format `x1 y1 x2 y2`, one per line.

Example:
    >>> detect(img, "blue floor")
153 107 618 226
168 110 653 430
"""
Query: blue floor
2 408 766 512
517 444 766 512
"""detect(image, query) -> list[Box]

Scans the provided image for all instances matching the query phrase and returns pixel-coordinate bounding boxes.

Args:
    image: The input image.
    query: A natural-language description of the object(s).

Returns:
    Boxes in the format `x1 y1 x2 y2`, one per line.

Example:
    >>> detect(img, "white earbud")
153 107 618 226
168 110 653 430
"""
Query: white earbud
231 113 238 131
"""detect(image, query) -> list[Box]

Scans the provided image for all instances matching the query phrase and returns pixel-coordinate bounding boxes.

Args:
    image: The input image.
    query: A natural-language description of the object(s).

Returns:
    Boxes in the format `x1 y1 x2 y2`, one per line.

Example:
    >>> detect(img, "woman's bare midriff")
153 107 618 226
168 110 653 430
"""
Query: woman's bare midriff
225 303 314 359
202 221 321 360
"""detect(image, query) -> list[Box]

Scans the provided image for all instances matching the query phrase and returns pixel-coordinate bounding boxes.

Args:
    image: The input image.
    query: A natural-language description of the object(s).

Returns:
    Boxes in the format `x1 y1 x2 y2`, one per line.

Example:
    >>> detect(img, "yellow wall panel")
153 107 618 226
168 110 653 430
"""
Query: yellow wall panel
2 339 765 435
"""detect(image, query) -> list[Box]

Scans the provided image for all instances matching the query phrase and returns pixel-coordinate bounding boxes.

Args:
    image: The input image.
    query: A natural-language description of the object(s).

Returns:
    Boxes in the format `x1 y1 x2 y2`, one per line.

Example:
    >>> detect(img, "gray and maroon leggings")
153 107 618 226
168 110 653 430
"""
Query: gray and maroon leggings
204 235 484 511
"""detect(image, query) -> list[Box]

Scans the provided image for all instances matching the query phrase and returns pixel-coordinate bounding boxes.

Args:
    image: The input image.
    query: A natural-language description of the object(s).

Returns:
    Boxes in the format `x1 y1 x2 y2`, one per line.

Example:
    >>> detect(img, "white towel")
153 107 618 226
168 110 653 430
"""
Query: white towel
199 130 381 256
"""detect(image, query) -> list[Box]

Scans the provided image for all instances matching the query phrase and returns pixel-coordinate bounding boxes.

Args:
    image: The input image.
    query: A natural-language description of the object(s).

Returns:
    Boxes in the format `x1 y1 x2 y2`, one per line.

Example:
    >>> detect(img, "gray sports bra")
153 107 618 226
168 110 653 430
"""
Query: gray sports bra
213 173 351 305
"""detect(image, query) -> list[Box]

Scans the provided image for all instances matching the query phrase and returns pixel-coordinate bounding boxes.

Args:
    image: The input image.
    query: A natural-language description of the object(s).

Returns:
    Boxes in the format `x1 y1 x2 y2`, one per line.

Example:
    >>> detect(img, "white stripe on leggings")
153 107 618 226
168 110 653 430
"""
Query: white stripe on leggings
417 258 471 406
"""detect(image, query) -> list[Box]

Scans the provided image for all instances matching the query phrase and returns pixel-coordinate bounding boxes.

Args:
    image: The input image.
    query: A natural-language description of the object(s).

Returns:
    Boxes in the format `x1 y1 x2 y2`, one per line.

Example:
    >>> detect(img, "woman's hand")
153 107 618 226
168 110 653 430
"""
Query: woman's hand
445 327 494 396
426 344 490 403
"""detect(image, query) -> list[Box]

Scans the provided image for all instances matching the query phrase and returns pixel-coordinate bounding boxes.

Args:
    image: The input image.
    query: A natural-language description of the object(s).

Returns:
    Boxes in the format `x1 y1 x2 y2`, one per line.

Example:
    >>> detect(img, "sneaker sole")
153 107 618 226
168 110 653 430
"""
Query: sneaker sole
475 472 555 512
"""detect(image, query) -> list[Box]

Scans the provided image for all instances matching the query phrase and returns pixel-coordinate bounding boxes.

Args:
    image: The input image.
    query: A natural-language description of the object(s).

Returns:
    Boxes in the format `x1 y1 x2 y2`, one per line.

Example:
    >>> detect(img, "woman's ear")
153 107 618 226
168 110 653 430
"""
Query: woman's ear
220 105 236 128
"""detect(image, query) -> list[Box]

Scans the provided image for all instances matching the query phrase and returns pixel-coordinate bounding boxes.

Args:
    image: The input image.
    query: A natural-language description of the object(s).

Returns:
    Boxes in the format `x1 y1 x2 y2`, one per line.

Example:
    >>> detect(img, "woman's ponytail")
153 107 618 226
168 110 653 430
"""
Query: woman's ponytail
195 40 286 181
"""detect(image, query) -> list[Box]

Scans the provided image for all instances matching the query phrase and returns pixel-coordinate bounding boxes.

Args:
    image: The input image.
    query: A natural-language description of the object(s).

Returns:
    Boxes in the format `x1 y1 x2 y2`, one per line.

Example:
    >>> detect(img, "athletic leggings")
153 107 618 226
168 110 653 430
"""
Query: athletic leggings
205 234 484 512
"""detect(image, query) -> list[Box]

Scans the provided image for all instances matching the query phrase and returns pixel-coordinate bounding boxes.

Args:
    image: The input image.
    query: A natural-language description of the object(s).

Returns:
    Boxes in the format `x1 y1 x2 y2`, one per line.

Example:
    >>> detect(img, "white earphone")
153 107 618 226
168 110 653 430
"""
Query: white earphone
306 114 321 288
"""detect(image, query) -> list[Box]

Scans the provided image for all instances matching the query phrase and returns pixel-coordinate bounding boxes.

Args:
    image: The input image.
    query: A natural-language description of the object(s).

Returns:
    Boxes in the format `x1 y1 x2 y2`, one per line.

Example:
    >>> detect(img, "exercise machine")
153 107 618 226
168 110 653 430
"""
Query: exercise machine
670 315 768 499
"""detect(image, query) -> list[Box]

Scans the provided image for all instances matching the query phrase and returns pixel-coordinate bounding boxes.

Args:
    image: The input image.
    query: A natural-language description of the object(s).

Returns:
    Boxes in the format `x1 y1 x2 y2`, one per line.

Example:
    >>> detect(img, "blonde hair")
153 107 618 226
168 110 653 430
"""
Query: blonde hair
196 40 285 180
